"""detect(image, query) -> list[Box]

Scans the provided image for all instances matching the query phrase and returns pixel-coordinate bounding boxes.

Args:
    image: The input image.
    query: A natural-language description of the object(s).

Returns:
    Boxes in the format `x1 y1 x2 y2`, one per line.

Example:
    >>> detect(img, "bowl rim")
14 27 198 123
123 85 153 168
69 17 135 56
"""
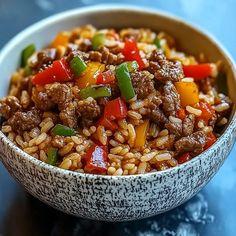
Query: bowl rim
0 4 236 180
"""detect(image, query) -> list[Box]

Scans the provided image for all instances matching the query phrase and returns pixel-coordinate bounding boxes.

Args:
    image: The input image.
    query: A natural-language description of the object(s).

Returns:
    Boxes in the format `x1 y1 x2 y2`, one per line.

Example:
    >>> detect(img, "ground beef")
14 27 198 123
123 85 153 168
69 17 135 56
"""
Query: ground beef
89 46 124 65
76 97 101 126
78 38 92 52
182 114 195 136
32 87 55 111
175 131 207 154
0 96 22 119
165 114 195 138
18 76 33 95
146 95 168 124
46 83 72 110
31 49 57 71
162 81 180 117
165 121 182 138
197 78 213 93
147 50 184 82
106 83 120 98
59 101 77 128
66 50 90 63
131 71 156 99
51 135 65 148
8 108 41 131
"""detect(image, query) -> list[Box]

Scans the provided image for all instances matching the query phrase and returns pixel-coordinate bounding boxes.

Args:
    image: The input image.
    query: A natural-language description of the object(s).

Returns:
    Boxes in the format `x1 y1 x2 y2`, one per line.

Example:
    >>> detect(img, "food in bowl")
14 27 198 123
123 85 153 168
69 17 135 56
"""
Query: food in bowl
0 25 232 175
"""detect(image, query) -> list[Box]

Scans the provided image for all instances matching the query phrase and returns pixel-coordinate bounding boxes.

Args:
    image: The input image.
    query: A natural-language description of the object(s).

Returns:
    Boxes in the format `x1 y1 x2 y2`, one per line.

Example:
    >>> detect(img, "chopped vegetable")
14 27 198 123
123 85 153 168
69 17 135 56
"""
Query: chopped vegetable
115 63 135 101
51 32 69 48
21 44 36 67
104 97 127 120
134 120 150 148
183 63 212 80
204 132 217 150
23 65 32 76
46 148 58 165
122 38 145 70
177 108 186 120
92 33 105 50
76 62 105 89
153 37 162 49
52 124 75 136
126 61 139 72
70 56 87 76
84 144 108 174
79 86 111 99
32 58 72 85
97 116 118 131
198 102 215 122
175 81 199 107
216 72 228 94
96 70 115 85
177 152 191 164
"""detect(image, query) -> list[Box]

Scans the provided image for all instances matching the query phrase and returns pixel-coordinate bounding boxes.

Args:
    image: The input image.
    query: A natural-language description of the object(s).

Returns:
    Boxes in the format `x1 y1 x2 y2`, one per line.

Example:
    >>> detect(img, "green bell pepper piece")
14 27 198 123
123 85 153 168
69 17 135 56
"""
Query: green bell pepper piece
115 63 135 101
70 56 87 76
21 44 36 67
79 86 111 99
52 124 75 136
46 148 58 166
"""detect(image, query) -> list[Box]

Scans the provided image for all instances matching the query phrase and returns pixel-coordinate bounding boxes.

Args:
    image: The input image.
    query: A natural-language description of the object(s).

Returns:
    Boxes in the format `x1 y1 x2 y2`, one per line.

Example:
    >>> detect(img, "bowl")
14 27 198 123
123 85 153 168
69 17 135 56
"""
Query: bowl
0 5 236 222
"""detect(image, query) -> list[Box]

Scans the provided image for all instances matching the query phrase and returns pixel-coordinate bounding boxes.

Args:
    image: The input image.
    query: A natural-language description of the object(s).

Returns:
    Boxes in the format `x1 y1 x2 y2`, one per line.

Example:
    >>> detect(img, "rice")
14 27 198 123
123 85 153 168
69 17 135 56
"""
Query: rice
186 105 202 116
59 142 74 156
97 125 107 145
114 132 125 143
169 116 182 123
59 159 72 170
214 102 230 112
35 132 47 145
181 77 194 82
39 150 47 162
127 124 136 147
110 146 123 155
138 162 147 174
217 117 228 126
155 152 172 161
127 110 142 120
41 120 54 133
1 125 12 133
141 152 157 162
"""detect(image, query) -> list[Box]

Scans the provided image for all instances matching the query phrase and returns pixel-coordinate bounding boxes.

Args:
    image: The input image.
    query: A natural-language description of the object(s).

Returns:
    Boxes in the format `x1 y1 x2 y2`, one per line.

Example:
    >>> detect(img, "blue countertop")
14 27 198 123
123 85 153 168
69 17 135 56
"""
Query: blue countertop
0 1 236 235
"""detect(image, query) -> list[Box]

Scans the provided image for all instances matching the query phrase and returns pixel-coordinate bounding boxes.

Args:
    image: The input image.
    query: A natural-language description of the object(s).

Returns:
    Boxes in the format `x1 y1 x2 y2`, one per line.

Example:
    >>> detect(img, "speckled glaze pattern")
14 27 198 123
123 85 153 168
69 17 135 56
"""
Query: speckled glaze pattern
0 6 236 221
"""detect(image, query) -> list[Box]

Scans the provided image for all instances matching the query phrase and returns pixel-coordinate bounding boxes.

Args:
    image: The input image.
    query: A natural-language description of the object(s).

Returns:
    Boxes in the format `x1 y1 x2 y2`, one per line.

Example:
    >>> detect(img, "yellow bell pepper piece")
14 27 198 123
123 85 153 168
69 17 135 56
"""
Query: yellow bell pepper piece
175 81 199 107
134 120 150 148
51 32 69 48
76 62 105 89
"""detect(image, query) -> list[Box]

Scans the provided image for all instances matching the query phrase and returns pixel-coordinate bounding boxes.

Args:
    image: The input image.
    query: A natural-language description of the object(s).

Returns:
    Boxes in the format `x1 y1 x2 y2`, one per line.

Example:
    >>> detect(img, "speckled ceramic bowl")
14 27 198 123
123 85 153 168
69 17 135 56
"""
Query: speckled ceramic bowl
0 5 236 222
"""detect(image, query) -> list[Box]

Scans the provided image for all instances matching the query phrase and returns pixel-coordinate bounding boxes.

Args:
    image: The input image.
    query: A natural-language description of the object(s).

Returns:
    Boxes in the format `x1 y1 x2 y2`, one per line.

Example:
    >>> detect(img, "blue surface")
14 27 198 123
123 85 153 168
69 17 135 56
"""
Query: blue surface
0 1 236 235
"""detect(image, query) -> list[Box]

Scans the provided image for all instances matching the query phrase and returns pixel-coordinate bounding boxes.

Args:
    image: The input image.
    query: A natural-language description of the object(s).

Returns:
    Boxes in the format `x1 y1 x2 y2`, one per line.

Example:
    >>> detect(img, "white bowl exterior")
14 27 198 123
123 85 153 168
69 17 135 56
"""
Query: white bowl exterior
0 5 236 221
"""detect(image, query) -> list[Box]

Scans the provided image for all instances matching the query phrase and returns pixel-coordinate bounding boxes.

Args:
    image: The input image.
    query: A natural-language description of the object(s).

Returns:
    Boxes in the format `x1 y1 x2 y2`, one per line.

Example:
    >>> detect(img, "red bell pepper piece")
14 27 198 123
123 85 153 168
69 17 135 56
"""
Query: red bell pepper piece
96 70 116 85
198 102 215 122
104 97 127 120
204 132 217 150
177 108 186 120
177 152 191 164
32 58 72 85
122 38 145 70
183 63 212 80
97 116 118 131
84 144 108 174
